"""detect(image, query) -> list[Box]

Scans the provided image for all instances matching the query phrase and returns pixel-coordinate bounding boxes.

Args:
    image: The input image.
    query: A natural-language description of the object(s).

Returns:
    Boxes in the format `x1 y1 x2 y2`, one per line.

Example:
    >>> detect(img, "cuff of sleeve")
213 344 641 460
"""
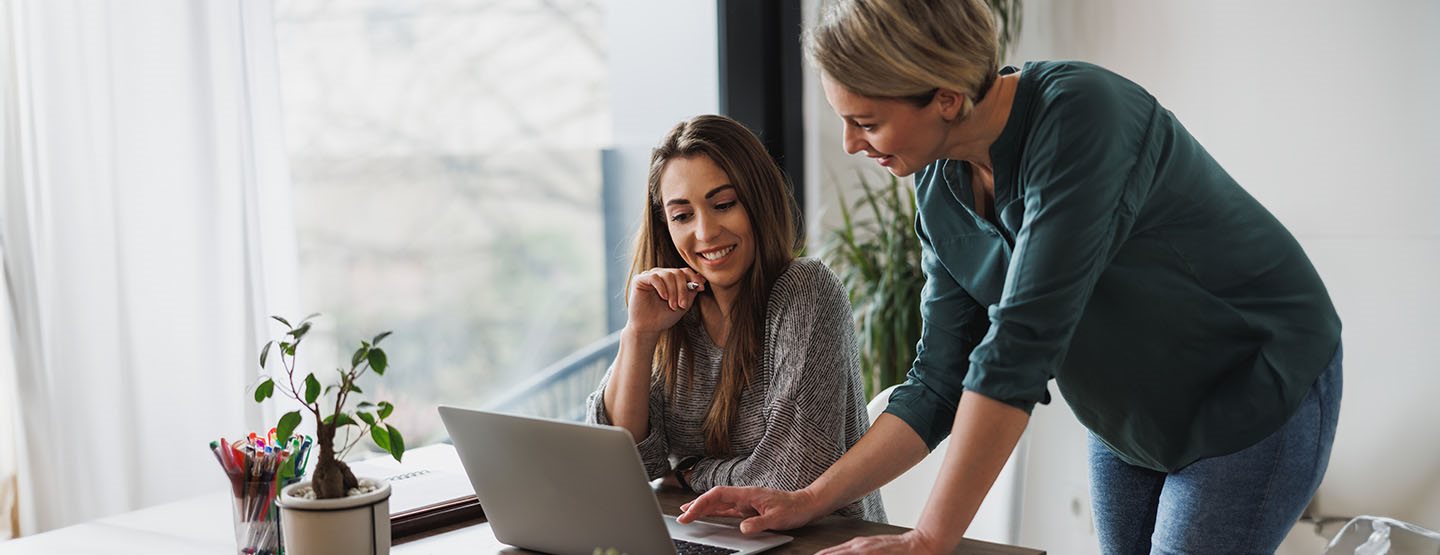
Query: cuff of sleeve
586 384 669 479
586 388 613 425
684 456 739 492
635 428 670 480
960 365 1049 416
884 380 959 452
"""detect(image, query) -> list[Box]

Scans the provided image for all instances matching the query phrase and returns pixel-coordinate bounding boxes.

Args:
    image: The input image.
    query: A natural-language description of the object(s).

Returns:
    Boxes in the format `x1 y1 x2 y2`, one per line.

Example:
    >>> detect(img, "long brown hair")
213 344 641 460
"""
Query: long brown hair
629 115 800 456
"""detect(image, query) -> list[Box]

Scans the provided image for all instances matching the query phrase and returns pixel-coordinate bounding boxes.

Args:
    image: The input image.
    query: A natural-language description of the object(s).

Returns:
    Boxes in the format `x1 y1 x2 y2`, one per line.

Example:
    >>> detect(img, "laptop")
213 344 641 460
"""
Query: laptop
437 406 793 555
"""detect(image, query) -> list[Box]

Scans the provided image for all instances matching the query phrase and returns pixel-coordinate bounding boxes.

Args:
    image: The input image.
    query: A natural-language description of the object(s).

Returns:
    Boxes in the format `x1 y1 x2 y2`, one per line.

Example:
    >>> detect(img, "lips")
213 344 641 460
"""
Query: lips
872 155 894 167
696 245 736 265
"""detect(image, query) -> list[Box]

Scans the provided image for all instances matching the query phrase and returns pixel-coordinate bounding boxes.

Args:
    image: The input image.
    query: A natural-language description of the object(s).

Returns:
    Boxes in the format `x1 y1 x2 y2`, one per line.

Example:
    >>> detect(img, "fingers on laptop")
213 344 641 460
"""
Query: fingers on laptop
681 500 751 520
739 515 777 536
678 486 753 523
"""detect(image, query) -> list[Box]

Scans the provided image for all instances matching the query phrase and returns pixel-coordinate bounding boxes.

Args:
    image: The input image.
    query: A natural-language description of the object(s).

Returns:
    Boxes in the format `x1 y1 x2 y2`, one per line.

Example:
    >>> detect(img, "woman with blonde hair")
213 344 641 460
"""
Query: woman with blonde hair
679 1 1341 553
586 114 884 522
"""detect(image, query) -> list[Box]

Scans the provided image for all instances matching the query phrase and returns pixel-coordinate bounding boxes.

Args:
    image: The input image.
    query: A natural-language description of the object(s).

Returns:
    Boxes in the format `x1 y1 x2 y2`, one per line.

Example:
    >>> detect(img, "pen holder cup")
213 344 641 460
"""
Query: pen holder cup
230 477 299 555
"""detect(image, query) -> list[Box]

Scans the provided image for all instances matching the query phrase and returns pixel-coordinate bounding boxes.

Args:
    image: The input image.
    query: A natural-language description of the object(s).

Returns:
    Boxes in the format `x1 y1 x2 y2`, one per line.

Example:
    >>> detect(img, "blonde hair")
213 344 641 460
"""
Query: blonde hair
631 115 800 456
805 0 1000 117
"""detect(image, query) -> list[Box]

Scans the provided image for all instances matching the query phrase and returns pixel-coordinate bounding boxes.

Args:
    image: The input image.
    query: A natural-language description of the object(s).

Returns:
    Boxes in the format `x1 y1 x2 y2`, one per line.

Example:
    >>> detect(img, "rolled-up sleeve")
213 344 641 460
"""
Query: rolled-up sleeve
965 85 1150 413
884 214 992 451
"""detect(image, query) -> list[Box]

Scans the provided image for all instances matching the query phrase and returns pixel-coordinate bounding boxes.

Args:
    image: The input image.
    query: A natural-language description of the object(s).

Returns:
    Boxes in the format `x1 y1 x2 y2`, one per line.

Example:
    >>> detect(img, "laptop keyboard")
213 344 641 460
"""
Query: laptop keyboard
673 538 740 555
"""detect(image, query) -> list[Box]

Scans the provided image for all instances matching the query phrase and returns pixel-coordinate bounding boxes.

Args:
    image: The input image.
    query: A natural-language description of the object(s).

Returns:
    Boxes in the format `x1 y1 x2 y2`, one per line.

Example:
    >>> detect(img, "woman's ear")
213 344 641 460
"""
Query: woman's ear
933 88 967 122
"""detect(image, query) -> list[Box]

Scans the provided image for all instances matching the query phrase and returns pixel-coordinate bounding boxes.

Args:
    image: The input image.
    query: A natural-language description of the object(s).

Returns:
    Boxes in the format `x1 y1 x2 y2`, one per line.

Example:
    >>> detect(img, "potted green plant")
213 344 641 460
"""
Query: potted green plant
253 314 406 555
821 173 924 399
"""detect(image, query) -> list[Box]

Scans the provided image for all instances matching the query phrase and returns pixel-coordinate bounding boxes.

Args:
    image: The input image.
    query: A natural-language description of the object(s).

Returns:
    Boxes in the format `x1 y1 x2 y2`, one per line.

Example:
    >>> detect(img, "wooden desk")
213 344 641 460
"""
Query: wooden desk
396 486 1044 555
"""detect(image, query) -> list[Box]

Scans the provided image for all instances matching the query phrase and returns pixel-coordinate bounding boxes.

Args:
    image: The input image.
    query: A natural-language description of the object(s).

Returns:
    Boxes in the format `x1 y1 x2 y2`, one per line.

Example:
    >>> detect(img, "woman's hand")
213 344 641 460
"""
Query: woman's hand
814 530 947 555
677 486 823 535
626 267 706 336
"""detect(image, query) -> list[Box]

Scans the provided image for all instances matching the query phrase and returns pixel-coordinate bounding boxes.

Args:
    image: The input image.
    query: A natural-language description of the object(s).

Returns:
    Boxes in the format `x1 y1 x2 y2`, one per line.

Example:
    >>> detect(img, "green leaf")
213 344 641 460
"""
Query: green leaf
280 342 295 356
304 373 320 405
259 341 274 368
387 425 405 462
367 349 387 375
298 312 321 325
324 412 358 428
371 331 392 345
348 383 363 394
254 378 274 402
357 411 377 427
370 424 391 452
287 322 312 340
351 346 368 368
357 401 375 409
276 411 302 447
378 401 394 420
277 457 294 482
271 315 291 328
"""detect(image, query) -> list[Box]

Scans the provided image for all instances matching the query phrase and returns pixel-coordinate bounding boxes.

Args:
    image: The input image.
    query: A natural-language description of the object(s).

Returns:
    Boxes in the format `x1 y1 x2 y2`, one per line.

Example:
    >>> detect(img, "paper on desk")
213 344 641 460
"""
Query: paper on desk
348 443 477 516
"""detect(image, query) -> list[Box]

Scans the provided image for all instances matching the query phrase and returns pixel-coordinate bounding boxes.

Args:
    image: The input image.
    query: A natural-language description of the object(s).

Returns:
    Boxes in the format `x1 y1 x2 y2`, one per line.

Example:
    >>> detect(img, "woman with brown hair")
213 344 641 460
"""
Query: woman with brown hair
585 114 884 522
679 1 1342 553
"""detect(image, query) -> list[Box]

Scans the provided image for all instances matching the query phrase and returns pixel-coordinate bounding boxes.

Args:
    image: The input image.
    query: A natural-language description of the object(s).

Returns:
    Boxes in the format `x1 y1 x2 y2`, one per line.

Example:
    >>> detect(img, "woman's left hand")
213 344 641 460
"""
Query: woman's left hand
815 530 947 555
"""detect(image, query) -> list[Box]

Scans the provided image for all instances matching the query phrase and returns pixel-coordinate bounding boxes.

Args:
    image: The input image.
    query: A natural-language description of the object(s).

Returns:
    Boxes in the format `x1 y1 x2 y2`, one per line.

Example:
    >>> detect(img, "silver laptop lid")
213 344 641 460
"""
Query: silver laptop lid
437 406 677 555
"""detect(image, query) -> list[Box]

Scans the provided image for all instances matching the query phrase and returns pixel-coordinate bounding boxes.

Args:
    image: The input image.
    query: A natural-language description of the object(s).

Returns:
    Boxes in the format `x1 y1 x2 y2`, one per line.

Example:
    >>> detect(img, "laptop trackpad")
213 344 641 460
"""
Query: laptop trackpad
664 516 792 553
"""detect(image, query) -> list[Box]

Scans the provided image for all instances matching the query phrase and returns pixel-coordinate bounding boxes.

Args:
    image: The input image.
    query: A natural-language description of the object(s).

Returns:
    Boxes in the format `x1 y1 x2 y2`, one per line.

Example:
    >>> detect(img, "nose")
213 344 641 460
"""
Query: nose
694 209 722 243
841 124 866 155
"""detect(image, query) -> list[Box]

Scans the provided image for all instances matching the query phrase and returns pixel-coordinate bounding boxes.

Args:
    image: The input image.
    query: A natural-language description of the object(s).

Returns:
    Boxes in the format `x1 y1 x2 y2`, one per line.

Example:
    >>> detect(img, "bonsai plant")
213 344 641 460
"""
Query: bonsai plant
821 173 924 399
252 313 406 499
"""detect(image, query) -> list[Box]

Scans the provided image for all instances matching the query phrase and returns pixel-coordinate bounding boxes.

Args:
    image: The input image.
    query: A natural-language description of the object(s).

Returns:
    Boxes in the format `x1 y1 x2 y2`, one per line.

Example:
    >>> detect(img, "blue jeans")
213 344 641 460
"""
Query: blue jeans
1088 343 1343 554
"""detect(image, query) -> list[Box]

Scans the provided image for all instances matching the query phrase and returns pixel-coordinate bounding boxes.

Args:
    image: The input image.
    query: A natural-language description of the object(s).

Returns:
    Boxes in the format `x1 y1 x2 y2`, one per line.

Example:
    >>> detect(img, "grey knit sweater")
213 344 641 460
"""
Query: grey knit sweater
586 258 886 522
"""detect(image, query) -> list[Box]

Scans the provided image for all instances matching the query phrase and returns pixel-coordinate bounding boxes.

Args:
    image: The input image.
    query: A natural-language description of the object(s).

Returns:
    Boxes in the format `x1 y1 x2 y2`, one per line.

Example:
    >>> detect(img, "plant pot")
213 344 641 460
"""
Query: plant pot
277 477 391 555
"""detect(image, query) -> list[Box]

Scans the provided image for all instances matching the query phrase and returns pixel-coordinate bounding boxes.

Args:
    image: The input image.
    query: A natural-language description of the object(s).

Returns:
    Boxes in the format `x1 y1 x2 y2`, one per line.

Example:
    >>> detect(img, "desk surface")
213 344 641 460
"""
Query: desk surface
0 487 1044 554
397 487 1044 555
1 445 1042 555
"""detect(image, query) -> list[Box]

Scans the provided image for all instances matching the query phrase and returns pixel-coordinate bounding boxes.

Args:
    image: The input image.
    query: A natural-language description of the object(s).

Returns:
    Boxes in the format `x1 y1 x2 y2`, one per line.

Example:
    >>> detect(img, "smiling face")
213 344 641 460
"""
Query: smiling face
659 154 755 295
822 75 956 178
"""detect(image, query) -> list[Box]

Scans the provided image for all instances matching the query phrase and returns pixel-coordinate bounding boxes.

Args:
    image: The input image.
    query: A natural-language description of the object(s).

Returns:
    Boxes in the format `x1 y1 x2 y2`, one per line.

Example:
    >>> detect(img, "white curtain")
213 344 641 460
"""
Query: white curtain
0 0 299 535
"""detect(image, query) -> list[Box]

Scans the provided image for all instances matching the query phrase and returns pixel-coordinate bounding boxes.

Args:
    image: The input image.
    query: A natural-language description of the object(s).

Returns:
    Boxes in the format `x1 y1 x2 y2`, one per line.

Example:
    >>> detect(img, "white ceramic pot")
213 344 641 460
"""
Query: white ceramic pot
278 477 391 555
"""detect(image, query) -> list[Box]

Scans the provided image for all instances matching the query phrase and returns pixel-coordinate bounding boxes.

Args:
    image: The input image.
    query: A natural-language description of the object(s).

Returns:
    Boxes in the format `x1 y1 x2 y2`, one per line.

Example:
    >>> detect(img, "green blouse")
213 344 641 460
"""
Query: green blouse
884 61 1341 472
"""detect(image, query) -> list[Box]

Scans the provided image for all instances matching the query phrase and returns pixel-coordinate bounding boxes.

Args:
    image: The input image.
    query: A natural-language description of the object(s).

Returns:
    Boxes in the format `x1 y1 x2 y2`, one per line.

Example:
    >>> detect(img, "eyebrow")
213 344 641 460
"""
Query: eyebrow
665 184 736 207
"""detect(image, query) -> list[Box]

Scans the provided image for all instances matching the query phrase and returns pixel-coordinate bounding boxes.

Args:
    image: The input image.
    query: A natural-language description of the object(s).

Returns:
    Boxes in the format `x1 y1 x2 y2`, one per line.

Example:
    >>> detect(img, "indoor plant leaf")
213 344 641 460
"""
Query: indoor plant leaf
367 349 387 375
276 410 302 446
324 412 358 428
386 425 405 462
370 424 391 452
254 378 274 402
304 373 321 405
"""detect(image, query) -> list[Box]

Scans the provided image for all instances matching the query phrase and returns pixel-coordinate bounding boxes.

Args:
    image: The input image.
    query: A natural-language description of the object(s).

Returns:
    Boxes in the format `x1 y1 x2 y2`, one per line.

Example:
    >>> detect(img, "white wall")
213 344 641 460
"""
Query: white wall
805 1 1440 553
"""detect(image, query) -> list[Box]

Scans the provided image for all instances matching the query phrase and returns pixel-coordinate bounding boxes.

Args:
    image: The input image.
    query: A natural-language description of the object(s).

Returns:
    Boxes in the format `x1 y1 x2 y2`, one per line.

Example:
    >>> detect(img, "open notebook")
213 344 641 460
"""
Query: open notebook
347 443 483 540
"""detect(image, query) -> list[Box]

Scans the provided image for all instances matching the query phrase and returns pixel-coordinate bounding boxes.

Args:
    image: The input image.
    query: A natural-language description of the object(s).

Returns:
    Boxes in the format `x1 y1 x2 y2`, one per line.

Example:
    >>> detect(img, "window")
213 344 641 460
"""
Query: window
273 0 719 450
275 0 609 448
